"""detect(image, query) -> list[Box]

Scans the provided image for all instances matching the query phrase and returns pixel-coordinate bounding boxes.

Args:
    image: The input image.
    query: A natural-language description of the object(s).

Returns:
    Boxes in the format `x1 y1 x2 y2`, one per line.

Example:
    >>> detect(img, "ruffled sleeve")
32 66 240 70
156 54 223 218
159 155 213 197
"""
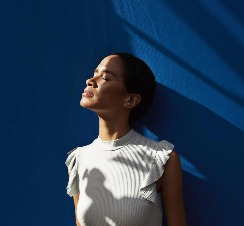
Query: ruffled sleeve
140 140 174 203
65 148 79 197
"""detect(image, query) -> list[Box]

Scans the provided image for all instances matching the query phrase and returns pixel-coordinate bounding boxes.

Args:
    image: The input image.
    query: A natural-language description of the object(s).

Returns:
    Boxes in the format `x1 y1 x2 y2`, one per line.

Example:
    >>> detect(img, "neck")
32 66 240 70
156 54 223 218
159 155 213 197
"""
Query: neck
98 115 131 141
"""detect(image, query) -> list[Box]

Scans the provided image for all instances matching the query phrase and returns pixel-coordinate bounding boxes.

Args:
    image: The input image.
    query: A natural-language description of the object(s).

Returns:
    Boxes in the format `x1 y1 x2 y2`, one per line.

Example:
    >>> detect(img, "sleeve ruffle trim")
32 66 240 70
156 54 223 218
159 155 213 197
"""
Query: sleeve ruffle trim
65 148 79 197
139 140 174 203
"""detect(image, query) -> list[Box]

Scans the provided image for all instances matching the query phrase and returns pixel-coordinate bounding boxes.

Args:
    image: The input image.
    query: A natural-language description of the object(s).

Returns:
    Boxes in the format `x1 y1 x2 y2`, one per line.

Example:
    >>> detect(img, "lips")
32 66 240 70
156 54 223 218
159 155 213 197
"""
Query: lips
83 88 94 97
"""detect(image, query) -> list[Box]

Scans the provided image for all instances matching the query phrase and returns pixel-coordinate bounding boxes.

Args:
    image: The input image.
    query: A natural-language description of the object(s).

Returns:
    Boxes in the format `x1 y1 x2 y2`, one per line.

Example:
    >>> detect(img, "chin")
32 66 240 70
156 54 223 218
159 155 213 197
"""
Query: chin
80 99 89 108
80 99 95 110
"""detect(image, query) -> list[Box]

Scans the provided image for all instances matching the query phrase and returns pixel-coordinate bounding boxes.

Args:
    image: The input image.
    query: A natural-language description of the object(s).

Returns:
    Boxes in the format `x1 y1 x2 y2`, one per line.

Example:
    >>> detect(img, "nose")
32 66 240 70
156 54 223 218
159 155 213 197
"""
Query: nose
86 77 97 88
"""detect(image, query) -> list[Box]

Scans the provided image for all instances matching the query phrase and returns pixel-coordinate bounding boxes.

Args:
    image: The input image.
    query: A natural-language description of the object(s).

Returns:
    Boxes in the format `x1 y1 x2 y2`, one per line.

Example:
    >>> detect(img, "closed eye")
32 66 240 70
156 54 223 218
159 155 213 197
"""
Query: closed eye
102 77 109 81
94 68 116 80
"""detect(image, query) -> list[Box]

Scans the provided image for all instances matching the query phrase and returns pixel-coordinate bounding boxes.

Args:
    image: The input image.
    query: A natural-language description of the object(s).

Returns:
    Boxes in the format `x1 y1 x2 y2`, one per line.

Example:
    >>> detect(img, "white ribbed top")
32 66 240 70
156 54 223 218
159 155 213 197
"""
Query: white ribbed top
65 129 174 226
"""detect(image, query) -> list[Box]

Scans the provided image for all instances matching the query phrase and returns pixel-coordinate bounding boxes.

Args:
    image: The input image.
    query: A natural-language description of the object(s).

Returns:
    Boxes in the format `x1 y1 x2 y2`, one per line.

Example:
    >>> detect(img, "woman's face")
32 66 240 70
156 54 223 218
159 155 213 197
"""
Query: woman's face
80 55 129 114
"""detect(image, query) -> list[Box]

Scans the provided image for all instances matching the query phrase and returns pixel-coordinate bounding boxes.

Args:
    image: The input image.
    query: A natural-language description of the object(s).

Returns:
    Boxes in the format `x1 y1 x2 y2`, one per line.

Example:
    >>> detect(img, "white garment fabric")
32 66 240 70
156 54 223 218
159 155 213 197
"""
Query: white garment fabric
65 129 174 226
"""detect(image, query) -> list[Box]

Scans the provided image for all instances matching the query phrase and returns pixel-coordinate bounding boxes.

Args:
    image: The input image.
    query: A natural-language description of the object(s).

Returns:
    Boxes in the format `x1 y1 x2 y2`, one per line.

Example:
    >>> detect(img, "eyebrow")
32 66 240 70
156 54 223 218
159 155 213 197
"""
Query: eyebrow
94 68 117 77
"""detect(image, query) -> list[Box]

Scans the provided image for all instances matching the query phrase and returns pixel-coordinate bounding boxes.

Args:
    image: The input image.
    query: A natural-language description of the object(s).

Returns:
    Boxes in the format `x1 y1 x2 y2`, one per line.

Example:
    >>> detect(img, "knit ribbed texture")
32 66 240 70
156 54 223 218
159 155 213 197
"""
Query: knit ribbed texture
65 130 174 226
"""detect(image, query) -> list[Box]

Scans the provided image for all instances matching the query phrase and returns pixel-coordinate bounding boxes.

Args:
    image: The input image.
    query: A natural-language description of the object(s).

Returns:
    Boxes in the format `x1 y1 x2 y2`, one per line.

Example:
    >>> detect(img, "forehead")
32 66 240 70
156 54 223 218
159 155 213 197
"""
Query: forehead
97 55 124 76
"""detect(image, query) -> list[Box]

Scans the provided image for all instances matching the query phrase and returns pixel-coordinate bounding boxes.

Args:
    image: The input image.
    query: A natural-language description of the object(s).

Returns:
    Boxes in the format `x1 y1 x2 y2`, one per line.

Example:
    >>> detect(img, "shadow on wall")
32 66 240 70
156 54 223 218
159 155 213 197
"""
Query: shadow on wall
3 0 244 226
220 0 244 26
66 1 244 225
135 83 244 226
120 16 244 109
163 0 244 80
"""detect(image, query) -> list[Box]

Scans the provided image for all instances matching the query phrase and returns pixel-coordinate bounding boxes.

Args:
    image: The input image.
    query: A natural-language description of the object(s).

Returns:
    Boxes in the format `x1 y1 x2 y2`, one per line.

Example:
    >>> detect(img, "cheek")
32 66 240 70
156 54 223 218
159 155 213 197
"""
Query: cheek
99 84 127 99
98 82 126 95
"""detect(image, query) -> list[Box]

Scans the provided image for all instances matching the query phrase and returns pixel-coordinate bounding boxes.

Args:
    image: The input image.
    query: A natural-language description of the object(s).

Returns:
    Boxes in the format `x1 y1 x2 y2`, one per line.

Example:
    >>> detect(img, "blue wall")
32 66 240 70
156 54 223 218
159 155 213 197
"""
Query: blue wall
1 0 243 225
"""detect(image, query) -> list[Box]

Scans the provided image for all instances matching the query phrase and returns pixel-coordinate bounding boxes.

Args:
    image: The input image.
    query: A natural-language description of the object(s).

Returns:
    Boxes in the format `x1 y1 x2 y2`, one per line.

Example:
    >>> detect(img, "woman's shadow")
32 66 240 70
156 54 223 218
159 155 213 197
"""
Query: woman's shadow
83 169 119 226
82 168 155 226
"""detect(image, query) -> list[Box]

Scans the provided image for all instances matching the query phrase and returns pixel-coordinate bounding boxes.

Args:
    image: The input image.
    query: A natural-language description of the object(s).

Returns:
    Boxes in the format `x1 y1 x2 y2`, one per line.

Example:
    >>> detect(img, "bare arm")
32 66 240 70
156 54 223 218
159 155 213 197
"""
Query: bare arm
73 193 81 226
158 150 187 226
68 171 81 226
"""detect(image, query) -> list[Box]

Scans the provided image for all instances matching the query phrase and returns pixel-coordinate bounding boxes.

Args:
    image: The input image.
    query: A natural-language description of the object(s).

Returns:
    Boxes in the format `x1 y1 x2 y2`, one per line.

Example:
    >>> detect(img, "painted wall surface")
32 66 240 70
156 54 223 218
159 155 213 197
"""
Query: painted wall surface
1 0 243 225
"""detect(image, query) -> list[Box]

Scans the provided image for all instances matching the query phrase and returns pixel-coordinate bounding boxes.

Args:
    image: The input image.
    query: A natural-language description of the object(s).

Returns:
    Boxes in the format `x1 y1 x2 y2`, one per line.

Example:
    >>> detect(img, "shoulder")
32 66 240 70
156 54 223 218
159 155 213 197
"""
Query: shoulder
167 149 180 163
163 149 182 178
156 149 182 193
168 149 180 160
165 150 181 170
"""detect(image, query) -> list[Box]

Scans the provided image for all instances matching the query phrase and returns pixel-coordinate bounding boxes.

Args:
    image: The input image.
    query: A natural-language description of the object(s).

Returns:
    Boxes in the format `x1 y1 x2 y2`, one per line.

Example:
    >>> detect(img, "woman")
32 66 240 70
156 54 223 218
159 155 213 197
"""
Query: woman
65 53 187 226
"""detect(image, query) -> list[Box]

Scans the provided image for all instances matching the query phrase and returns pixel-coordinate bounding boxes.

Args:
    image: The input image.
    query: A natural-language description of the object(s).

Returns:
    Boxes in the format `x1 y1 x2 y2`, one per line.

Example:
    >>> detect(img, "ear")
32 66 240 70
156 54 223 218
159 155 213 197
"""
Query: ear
124 94 141 109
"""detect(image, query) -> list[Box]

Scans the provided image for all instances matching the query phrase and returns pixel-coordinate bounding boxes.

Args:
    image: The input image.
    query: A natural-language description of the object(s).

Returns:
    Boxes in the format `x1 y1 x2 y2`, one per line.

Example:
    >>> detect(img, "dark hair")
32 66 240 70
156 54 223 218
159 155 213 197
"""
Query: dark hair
112 53 156 126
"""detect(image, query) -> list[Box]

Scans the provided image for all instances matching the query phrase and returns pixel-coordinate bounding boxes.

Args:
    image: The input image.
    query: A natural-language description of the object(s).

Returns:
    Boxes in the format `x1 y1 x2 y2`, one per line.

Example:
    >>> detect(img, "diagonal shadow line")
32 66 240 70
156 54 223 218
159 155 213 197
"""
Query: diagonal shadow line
220 0 244 26
164 0 244 79
120 18 244 108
